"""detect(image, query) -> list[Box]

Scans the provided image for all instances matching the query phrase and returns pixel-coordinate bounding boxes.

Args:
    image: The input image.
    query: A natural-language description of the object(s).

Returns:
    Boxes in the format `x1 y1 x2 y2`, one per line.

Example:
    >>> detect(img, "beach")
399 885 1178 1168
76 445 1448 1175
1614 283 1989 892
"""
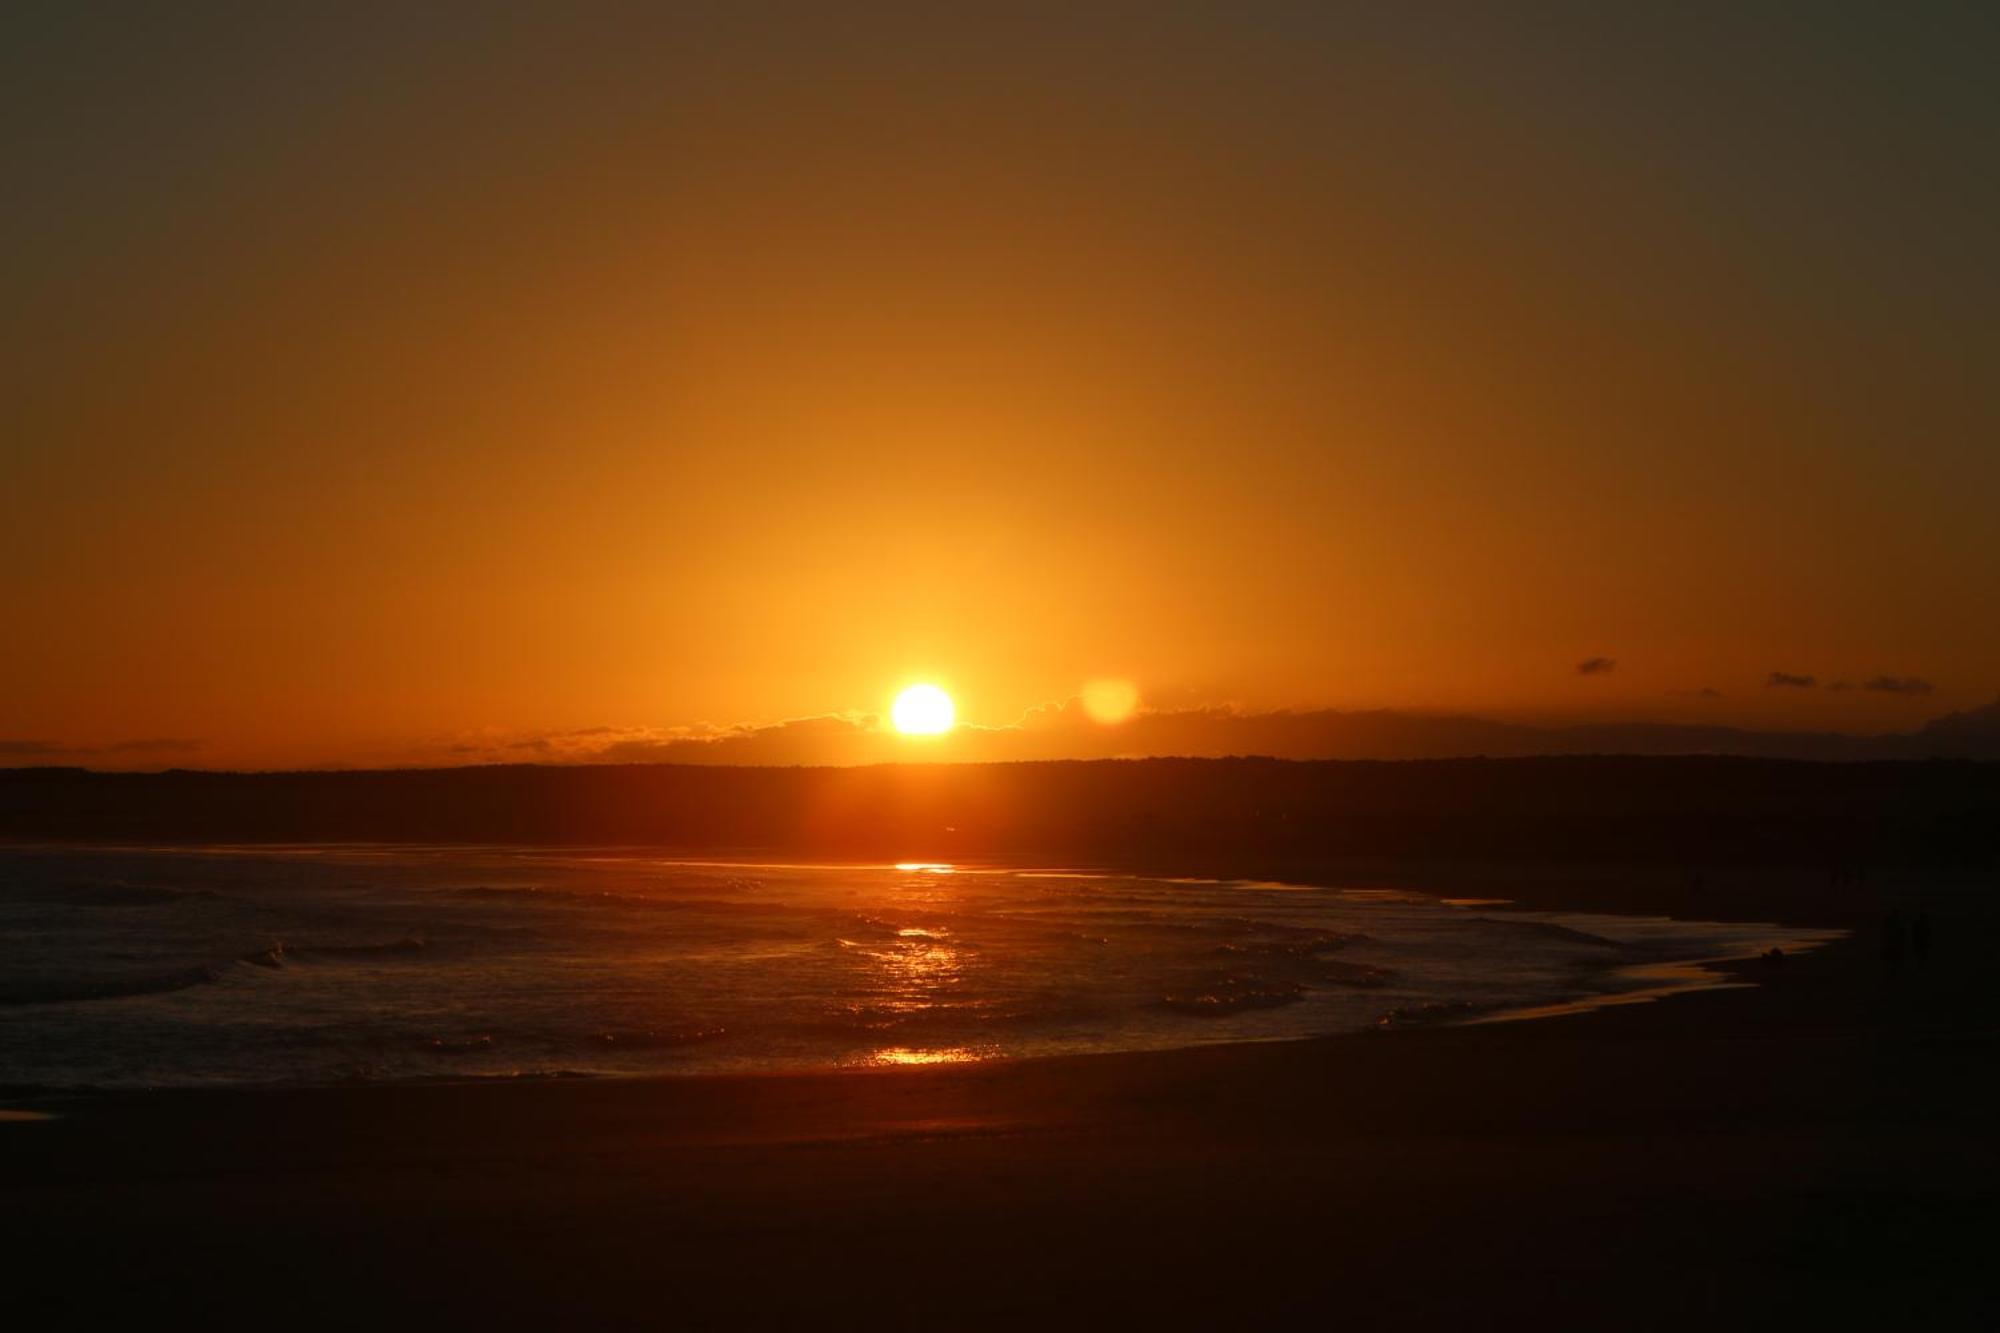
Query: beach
6 866 1994 1329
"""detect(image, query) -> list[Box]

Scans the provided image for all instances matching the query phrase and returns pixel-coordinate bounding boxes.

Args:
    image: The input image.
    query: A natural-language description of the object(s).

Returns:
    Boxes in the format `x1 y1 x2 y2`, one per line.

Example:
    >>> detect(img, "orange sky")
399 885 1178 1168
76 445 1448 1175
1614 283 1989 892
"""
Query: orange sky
5 6 1997 769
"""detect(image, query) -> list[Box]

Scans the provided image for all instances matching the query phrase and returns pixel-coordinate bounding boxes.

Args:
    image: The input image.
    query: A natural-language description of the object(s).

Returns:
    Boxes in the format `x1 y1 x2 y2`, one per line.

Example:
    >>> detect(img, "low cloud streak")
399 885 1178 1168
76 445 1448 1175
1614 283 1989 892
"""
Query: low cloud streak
0 737 202 764
430 693 2000 767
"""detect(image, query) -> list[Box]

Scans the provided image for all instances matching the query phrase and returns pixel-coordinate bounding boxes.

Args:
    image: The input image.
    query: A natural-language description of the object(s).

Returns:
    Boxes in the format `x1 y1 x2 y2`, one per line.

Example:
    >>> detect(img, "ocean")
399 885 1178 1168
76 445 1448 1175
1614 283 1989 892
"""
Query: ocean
0 845 1835 1090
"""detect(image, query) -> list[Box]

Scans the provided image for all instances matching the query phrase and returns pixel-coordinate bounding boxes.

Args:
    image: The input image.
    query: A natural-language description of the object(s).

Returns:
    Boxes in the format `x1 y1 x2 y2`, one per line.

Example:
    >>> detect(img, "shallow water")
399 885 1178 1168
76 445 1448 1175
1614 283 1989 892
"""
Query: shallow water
0 845 1836 1089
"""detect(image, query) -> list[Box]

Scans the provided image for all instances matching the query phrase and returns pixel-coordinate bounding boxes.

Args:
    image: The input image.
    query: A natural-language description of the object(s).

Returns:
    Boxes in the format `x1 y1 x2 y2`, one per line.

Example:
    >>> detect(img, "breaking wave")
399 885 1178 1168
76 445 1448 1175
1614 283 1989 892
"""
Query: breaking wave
0 963 227 1006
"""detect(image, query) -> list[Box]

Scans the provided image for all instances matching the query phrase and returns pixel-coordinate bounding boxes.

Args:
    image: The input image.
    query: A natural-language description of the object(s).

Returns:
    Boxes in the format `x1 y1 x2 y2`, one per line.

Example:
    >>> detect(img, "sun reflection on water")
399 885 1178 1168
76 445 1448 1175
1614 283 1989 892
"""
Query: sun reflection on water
869 1046 984 1066
873 931 963 1014
837 862 1002 1066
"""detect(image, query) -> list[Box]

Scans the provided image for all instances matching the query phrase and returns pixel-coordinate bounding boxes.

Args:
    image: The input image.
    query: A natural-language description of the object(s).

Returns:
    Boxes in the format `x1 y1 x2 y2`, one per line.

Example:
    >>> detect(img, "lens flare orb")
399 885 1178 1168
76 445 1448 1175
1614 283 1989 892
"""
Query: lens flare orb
1081 678 1140 724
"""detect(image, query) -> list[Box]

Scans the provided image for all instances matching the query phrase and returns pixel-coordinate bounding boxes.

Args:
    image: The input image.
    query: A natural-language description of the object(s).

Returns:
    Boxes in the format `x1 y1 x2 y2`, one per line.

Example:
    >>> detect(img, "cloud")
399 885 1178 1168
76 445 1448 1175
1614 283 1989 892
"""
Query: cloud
594 714 884 765
1 737 201 760
436 703 1543 767
434 716 899 767
1863 675 1933 696
105 737 202 754
1918 695 2000 739
1576 657 1616 676
0 739 67 757
427 699 1999 767
408 676 2000 770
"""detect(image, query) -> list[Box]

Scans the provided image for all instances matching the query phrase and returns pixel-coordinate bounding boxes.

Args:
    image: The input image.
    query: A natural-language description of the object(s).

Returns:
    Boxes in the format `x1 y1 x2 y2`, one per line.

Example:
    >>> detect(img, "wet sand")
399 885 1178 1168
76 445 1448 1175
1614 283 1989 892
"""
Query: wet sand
5 868 1997 1329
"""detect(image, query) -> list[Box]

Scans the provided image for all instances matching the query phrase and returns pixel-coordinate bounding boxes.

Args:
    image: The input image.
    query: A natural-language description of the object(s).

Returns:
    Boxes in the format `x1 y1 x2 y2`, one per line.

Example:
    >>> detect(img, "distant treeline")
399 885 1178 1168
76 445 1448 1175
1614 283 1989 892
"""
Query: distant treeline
2 757 1995 871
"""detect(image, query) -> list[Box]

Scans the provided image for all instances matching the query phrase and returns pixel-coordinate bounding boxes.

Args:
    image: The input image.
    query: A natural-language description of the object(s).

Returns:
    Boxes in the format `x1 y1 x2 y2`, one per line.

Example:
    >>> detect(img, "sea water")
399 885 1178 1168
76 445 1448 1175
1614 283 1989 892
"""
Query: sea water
0 845 1835 1090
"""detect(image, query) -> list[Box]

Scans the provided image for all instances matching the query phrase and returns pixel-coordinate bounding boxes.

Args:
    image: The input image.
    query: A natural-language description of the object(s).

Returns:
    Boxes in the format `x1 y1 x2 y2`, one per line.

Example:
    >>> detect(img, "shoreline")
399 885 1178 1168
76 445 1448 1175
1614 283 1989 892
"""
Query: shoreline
0 907 1880 1123
2 930 1874 1127
0 850 1852 1104
0 931 1841 1114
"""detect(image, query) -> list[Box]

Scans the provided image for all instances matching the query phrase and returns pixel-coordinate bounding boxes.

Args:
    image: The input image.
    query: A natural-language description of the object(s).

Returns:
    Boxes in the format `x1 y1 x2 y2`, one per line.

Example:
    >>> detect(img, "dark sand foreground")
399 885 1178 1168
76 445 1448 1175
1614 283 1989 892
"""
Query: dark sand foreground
6 868 1997 1329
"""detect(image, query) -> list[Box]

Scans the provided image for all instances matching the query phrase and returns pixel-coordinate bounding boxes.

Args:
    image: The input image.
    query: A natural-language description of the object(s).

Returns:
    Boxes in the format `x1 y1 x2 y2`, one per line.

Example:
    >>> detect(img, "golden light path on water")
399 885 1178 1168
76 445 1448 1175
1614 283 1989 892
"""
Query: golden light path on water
859 862 998 1067
870 1048 983 1066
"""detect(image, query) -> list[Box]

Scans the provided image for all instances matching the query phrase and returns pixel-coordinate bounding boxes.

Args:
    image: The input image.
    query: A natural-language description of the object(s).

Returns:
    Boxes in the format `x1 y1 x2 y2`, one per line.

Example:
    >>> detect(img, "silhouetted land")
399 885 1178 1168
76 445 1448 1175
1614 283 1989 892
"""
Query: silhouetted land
5 757 1995 881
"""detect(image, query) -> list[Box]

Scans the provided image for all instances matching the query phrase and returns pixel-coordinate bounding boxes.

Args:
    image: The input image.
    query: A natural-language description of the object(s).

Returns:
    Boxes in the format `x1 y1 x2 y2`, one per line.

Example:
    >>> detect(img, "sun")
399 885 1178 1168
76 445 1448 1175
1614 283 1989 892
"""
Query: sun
890 683 956 735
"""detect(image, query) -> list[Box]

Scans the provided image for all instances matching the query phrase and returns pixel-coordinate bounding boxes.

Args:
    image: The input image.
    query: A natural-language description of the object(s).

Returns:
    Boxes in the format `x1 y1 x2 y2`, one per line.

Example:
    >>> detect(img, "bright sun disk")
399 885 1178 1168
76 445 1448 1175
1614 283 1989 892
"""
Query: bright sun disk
891 683 956 735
